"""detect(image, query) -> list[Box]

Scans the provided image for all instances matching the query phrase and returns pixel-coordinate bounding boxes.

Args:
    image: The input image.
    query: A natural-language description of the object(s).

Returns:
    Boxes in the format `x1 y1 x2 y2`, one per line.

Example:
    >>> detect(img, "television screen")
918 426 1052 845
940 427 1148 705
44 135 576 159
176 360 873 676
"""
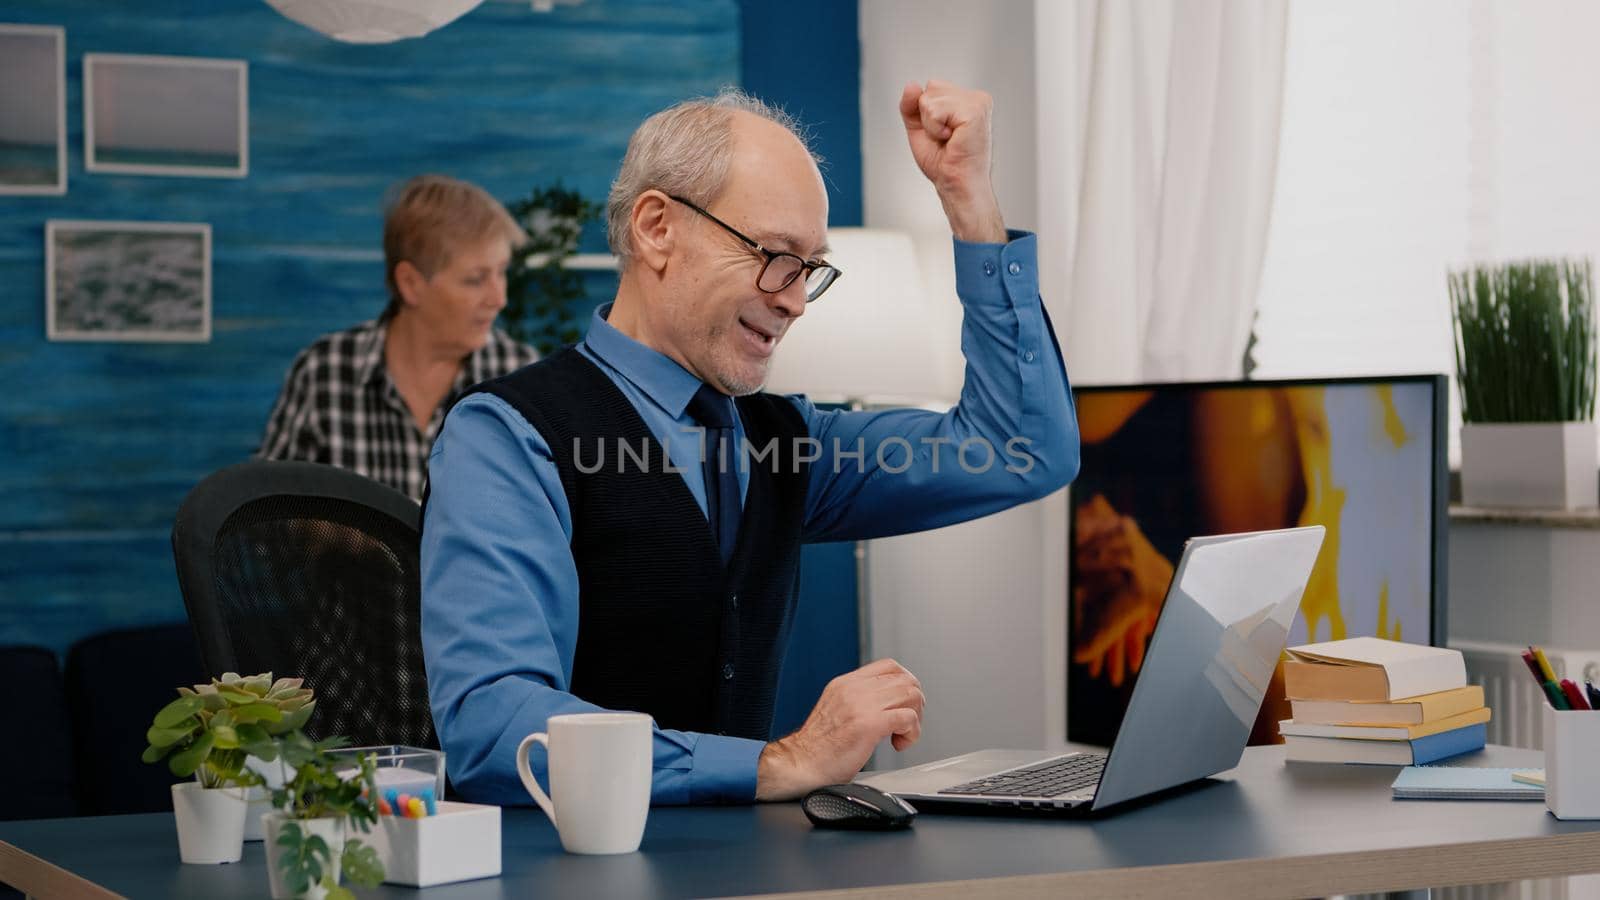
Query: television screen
1067 375 1447 746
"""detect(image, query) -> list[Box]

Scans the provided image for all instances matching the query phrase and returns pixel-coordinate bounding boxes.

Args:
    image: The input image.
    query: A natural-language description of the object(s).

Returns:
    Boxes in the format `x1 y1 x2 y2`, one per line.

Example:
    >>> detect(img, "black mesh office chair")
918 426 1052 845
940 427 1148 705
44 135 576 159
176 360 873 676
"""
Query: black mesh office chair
172 460 438 749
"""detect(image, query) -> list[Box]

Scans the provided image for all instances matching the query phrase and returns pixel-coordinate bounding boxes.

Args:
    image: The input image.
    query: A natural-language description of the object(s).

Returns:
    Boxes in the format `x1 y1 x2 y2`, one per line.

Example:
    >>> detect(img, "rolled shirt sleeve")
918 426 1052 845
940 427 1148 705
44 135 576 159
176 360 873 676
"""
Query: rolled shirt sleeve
798 230 1079 542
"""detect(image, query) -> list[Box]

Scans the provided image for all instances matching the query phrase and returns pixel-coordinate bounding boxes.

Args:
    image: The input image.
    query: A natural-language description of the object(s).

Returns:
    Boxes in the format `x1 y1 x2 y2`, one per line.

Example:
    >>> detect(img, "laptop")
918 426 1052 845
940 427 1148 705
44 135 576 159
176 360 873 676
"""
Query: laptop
857 525 1326 816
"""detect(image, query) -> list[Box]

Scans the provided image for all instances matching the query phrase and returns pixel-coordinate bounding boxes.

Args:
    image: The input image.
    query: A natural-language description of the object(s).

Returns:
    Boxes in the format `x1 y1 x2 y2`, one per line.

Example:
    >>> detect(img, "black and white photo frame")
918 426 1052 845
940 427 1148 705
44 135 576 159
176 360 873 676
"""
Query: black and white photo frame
47 220 212 343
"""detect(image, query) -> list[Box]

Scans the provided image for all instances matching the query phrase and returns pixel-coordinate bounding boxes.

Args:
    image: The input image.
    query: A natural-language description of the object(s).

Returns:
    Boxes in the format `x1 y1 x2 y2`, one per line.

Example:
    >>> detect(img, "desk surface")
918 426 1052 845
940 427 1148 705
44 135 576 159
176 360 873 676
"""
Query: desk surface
5 745 1600 900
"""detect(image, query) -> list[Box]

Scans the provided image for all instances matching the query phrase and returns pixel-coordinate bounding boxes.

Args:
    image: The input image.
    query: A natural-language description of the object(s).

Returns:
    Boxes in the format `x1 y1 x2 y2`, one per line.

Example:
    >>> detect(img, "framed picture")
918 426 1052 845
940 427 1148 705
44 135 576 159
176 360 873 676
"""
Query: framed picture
47 220 212 343
84 53 248 178
0 24 66 194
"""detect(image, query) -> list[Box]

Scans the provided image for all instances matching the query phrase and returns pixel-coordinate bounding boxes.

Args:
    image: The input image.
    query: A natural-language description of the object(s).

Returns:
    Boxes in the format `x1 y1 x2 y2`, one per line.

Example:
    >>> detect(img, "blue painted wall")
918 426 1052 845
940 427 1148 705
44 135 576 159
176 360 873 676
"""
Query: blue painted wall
0 0 862 739
739 0 863 227
738 0 863 736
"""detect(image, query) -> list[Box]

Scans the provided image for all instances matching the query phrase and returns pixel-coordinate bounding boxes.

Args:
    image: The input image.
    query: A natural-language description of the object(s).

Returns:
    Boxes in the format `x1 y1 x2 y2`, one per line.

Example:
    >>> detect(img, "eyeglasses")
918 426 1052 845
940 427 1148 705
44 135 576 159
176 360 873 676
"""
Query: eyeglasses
668 195 842 302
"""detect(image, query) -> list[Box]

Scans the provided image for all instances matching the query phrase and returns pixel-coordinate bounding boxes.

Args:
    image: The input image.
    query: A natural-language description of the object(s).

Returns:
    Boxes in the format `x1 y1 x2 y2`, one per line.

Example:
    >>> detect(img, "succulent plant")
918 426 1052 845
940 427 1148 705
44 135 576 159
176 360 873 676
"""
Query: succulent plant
142 672 317 788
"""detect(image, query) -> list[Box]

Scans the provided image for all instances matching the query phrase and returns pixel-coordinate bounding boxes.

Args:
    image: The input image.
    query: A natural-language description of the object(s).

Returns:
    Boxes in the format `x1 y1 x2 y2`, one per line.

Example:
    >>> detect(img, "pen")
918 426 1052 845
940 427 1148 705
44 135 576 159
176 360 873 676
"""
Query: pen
1586 680 1600 710
1525 649 1567 709
1545 680 1572 710
1521 650 1547 685
1532 646 1559 683
1560 678 1591 711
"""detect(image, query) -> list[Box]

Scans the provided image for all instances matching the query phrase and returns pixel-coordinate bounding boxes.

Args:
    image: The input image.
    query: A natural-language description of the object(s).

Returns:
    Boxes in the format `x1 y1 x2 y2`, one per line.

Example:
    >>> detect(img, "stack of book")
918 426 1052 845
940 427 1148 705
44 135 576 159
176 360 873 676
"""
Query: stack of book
1279 637 1490 765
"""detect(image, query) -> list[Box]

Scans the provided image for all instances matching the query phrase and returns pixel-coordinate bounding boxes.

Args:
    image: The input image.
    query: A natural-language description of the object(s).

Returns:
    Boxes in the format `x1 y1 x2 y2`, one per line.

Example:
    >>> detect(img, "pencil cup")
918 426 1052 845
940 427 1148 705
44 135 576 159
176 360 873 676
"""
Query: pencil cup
1543 705 1600 820
365 801 502 887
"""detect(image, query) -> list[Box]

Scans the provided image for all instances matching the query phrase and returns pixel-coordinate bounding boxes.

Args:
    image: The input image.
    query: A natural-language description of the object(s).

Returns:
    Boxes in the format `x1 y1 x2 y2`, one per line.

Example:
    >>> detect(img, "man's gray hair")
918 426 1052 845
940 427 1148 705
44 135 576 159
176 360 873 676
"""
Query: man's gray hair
606 87 819 268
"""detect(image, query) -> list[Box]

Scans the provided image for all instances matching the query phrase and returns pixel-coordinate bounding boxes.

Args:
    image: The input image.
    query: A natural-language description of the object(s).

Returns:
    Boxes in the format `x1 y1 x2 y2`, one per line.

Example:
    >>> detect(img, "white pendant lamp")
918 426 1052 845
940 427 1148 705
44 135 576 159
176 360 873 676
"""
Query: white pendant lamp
263 0 487 43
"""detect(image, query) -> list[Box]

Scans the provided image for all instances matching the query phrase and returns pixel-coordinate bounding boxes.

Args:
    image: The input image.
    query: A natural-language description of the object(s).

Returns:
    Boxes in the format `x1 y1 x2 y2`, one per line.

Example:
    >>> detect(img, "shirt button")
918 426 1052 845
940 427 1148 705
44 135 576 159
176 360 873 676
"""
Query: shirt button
722 663 736 680
730 593 739 610
1022 350 1036 363
982 261 996 276
1007 261 1022 276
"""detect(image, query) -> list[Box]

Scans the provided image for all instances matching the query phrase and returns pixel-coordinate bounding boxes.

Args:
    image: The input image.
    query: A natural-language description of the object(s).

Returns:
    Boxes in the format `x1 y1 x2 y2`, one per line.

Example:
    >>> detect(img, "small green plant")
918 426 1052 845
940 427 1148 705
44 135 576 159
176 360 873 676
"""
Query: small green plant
503 183 603 354
142 672 316 788
264 730 384 900
1449 257 1597 423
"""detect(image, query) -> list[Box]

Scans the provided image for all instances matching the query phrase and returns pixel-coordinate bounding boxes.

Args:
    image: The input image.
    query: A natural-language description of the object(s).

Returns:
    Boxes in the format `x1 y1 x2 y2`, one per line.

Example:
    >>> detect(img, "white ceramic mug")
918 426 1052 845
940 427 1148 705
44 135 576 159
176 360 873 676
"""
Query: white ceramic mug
516 712 652 854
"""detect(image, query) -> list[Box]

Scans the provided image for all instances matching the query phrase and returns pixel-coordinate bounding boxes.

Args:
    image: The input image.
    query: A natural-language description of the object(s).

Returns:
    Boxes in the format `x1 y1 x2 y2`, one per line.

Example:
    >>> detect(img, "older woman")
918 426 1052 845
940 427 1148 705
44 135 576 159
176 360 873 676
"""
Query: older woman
258 174 539 500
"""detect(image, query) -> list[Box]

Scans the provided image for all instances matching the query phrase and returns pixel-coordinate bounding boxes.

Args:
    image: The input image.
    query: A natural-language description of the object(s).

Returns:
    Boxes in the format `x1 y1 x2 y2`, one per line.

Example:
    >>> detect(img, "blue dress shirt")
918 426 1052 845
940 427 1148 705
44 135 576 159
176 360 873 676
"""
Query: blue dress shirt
421 231 1079 806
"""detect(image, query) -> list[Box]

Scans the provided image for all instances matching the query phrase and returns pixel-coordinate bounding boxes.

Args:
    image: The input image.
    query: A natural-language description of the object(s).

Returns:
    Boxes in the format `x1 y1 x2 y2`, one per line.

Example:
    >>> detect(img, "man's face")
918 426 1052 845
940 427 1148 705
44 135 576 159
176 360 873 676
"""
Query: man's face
405 235 510 356
659 115 829 396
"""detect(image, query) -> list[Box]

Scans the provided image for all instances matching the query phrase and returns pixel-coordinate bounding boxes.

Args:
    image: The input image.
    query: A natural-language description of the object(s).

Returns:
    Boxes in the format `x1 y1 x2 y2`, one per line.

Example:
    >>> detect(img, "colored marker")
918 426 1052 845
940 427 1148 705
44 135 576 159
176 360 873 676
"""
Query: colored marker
1561 679 1591 710
1545 681 1572 710
420 788 437 816
385 790 401 816
1586 680 1600 710
1532 646 1558 683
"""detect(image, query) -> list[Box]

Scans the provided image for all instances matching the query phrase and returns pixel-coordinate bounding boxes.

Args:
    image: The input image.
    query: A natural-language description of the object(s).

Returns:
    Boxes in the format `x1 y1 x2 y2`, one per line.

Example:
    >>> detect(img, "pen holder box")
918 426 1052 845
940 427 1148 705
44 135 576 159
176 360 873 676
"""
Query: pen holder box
1544 705 1600 820
366 801 501 887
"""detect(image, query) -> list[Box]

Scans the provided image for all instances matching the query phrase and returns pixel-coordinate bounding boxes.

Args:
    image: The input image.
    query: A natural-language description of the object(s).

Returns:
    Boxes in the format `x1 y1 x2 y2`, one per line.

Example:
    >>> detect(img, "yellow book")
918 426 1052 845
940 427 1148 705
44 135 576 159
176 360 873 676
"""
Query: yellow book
1278 706 1490 741
1288 685 1485 726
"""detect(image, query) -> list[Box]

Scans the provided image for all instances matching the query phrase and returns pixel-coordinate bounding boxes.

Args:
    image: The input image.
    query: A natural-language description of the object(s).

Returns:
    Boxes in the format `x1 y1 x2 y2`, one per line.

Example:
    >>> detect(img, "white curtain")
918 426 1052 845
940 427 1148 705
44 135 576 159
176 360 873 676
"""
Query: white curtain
1035 0 1290 383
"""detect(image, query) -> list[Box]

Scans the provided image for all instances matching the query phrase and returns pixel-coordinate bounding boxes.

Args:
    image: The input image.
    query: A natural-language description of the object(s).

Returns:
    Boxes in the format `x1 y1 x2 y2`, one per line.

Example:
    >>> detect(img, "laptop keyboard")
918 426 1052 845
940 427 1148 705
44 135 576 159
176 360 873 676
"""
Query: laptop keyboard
938 753 1107 798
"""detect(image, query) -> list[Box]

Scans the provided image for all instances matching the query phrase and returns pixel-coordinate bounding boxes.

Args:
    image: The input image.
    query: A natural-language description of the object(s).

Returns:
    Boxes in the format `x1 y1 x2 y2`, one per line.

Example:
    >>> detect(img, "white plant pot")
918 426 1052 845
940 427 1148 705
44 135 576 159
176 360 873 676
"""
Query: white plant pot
171 782 247 864
242 786 273 841
1461 421 1598 509
242 756 286 841
262 813 345 900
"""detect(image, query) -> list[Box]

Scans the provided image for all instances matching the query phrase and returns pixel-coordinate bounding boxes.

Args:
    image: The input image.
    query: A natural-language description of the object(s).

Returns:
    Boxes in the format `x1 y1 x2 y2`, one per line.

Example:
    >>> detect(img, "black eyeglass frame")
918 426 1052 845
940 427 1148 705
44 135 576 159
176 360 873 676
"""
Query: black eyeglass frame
667 194 842 302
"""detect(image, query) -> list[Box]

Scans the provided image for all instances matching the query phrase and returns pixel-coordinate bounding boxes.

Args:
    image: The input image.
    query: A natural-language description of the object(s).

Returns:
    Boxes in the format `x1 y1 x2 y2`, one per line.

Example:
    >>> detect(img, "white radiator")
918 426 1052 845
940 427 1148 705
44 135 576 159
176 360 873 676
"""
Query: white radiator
1453 639 1600 750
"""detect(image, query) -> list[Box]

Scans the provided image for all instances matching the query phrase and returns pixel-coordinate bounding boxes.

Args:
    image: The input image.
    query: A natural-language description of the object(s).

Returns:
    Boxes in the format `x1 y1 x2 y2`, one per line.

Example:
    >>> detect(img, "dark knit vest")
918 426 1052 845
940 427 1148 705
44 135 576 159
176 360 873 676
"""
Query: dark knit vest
459 348 810 740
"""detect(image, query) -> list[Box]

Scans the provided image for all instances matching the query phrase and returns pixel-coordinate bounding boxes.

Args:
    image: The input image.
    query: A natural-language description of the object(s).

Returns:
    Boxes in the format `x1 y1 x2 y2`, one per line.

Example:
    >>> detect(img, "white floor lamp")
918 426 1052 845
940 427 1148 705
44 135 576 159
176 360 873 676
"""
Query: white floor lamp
764 227 961 685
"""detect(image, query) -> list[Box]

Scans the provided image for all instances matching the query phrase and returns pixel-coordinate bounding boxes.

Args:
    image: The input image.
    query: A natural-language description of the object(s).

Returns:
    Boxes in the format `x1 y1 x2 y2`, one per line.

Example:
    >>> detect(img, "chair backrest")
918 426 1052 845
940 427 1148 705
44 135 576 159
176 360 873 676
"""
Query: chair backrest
0 645 76 820
172 460 437 749
64 624 206 815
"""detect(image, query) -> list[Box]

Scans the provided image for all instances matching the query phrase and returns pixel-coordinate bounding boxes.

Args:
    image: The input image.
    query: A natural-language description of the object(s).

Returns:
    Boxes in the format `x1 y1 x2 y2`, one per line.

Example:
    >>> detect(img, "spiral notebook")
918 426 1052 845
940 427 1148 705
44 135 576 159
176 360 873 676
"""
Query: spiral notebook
1391 766 1545 800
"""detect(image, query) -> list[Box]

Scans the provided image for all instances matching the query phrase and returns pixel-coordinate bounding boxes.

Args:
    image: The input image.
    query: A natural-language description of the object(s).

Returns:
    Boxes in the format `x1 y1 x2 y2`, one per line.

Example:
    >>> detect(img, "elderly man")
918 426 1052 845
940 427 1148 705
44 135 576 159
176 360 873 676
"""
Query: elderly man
259 174 538 500
422 81 1079 805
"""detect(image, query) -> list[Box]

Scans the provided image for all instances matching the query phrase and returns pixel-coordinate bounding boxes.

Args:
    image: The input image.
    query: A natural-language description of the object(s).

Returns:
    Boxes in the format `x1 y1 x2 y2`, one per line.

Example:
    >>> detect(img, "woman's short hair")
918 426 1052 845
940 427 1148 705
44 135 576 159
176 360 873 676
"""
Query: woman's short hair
381 174 525 320
605 88 818 270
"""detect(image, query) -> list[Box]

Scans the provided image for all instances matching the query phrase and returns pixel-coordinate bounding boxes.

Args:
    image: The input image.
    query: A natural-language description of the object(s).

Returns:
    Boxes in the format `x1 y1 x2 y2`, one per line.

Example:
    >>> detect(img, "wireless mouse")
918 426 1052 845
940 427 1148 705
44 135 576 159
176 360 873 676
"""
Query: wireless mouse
802 783 917 830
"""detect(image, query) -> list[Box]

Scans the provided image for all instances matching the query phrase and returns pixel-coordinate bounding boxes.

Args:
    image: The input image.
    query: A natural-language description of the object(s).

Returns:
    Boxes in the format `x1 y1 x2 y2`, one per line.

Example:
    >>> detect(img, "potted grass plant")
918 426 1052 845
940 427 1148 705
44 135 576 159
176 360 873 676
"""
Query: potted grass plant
1450 257 1598 508
258 730 385 900
143 672 316 864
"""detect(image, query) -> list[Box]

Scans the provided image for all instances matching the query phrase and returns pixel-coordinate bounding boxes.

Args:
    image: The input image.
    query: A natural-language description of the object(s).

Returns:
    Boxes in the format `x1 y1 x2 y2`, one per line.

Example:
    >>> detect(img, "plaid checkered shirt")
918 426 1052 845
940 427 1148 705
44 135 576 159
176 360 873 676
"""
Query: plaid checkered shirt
258 319 539 500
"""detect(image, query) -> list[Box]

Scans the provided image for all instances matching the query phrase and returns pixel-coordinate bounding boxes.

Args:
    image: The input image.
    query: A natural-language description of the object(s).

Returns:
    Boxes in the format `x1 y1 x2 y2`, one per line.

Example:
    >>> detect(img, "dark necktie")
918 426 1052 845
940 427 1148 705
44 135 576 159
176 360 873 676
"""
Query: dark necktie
687 384 741 564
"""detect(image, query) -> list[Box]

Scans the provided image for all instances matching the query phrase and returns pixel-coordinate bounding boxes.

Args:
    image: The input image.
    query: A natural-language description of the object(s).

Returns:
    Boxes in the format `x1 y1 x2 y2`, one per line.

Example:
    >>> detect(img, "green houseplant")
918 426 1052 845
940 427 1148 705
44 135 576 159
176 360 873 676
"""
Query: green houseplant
502 183 603 355
258 730 385 900
1449 257 1598 508
144 672 316 864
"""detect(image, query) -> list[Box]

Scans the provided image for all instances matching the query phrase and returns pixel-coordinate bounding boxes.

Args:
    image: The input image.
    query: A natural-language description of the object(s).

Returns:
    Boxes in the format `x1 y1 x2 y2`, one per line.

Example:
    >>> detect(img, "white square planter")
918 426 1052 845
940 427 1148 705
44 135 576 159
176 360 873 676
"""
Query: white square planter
1461 421 1598 509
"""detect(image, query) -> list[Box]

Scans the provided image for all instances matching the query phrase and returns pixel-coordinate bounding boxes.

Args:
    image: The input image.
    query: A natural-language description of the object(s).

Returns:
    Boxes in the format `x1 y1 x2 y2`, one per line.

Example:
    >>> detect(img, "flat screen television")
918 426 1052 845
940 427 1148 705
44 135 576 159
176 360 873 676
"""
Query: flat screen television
1067 375 1449 747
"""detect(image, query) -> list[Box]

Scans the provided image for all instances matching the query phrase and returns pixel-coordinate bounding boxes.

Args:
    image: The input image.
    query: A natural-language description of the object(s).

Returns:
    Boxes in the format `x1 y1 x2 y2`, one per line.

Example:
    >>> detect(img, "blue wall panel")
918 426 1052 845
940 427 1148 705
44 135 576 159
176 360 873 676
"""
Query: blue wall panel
0 0 738 652
739 0 865 737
